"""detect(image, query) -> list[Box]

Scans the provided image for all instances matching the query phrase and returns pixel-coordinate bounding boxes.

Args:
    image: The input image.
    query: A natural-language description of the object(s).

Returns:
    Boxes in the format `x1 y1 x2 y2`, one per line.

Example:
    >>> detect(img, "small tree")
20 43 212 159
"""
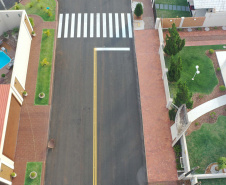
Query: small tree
217 157 226 171
41 58 49 66
44 29 51 37
164 23 185 56
168 56 182 82
175 81 193 109
134 3 143 17
15 2 20 10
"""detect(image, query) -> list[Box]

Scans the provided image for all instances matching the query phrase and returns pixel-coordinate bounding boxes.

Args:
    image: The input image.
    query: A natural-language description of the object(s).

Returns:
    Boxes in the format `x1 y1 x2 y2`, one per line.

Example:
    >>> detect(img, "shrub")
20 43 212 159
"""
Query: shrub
47 10 52 17
164 23 185 56
30 172 36 177
198 94 204 99
12 27 19 35
40 4 43 9
216 67 221 71
14 2 20 10
175 81 193 109
210 112 216 118
214 26 218 30
219 85 226 91
178 28 183 31
168 56 182 82
3 32 8 37
134 3 143 17
41 58 49 66
11 172 16 177
209 49 214 54
218 157 226 170
197 27 202 31
195 122 199 126
44 29 51 37
169 108 177 121
29 17 34 27
1 74 5 78
29 2 33 8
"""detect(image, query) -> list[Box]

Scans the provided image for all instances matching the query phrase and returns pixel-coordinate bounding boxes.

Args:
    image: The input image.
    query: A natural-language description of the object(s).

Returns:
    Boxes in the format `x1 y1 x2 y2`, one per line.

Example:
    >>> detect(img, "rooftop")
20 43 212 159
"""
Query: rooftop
194 0 226 12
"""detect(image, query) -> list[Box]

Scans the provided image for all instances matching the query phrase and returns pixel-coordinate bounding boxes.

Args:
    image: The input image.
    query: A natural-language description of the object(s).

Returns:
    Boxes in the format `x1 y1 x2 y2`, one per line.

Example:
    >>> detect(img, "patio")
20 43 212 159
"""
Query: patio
0 37 17 84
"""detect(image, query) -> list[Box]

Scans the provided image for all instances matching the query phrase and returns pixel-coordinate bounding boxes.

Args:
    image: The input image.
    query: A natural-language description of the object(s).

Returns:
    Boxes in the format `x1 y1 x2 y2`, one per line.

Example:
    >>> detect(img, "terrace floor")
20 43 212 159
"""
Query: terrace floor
0 41 16 84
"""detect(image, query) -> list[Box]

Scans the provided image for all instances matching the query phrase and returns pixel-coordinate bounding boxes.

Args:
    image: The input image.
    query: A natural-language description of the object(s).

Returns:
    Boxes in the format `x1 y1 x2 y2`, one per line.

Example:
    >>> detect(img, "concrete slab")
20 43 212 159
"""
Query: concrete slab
155 4 159 9
160 4 164 9
216 51 226 86
173 5 177 10
186 6 190 11
177 5 181 11
181 6 185 11
164 4 168 9
169 5 173 10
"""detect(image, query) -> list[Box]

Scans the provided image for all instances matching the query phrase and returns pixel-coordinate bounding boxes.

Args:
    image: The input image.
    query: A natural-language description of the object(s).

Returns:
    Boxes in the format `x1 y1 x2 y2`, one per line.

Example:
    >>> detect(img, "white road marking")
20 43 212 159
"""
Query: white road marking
70 13 75 38
57 14 63 38
109 13 113 38
115 13 119 38
121 13 126 38
77 13 82 38
90 13 94 38
102 13 107 38
96 13 100 37
84 13 88 38
64 13 69 38
127 13 133 38
95 48 130 51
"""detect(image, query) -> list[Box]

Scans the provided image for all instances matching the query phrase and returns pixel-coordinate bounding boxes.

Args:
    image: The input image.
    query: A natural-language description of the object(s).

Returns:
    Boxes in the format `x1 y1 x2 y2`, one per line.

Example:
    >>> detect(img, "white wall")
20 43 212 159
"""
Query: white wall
203 12 226 27
11 11 32 89
0 10 22 36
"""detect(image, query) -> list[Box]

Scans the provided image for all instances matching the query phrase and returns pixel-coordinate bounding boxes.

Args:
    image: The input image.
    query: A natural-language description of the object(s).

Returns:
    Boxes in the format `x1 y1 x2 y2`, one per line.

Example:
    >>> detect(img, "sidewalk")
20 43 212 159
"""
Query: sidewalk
134 30 178 183
13 15 57 185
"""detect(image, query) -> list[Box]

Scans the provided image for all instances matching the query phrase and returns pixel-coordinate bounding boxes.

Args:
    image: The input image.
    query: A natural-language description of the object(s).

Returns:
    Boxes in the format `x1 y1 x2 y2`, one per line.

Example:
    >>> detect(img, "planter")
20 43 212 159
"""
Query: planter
29 171 37 179
39 92 45 99
11 172 17 178
32 33 36 37
23 91 28 97
4 35 9 39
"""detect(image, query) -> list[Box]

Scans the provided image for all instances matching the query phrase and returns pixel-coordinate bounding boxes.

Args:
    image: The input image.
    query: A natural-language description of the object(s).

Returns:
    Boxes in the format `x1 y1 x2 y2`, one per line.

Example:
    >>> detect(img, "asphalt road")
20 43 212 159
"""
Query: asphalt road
0 0 18 10
45 0 147 184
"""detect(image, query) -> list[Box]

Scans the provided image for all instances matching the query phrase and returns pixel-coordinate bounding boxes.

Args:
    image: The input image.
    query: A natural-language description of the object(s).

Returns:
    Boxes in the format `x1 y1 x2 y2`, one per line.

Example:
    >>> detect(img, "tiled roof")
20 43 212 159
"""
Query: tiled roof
194 0 226 12
0 85 10 148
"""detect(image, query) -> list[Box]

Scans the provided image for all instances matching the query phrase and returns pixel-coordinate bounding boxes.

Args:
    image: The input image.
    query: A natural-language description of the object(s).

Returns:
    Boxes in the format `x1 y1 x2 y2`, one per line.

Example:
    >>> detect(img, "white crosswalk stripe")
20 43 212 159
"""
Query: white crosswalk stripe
70 13 75 38
115 13 119 38
57 13 133 39
109 13 113 38
121 13 126 38
77 13 81 38
103 13 107 38
84 13 88 38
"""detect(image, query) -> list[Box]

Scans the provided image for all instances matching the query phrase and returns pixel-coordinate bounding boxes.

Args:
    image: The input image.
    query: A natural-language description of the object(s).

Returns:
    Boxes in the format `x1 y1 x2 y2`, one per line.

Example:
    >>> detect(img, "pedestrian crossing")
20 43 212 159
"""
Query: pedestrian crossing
57 13 133 39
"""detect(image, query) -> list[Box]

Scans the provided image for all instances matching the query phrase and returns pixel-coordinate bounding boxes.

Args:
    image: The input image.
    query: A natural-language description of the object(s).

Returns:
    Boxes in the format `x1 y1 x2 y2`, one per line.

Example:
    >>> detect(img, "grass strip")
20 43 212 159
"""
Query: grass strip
24 162 42 185
35 29 55 105
11 0 56 21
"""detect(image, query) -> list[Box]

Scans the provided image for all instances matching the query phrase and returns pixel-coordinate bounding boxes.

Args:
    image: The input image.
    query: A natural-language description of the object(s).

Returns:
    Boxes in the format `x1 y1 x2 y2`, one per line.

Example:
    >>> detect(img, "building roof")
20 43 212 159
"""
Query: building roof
0 84 10 147
194 0 226 12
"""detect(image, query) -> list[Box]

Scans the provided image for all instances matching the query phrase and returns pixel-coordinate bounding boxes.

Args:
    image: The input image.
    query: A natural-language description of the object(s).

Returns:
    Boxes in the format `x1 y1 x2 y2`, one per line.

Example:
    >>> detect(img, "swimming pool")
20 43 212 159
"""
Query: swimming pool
0 51 11 69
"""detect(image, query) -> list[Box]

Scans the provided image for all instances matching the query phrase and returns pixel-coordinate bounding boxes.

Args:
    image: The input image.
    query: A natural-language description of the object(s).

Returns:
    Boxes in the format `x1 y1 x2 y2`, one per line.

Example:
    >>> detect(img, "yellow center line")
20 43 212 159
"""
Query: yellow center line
93 48 97 185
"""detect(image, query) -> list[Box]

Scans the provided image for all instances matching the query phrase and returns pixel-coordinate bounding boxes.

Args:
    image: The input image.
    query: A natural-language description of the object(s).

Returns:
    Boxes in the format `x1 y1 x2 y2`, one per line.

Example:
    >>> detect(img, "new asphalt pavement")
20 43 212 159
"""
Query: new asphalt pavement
45 0 147 184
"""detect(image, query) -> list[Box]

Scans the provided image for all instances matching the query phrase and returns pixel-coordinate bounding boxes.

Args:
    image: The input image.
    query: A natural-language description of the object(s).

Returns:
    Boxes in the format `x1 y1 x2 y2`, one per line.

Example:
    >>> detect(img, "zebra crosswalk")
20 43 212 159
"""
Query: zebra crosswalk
57 13 133 39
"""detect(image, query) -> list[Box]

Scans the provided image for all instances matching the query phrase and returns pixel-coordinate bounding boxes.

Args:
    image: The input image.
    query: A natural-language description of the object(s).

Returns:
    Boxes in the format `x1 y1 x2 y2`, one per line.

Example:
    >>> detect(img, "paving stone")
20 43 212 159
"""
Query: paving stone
173 5 177 10
169 5 173 10
164 4 168 9
186 6 190 11
160 4 164 9
155 4 159 9
177 5 182 11
181 6 185 11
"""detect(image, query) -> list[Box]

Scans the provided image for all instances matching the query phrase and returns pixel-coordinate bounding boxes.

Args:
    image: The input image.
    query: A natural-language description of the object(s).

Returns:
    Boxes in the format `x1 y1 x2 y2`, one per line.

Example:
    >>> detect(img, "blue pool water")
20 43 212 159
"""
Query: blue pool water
0 51 11 69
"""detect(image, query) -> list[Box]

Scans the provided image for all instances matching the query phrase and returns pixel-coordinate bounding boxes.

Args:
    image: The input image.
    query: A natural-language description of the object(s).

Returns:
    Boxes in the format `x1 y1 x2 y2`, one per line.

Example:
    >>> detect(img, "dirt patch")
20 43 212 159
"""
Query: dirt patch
186 50 226 135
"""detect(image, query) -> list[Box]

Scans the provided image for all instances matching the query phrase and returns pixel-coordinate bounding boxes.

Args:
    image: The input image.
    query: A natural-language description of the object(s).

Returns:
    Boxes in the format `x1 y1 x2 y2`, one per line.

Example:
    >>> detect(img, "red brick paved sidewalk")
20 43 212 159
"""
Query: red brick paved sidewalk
134 30 178 183
13 14 57 185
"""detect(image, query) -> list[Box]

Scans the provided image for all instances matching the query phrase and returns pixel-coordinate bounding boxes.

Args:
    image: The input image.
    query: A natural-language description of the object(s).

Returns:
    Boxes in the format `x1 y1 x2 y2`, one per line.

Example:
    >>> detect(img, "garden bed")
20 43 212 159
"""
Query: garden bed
24 162 42 185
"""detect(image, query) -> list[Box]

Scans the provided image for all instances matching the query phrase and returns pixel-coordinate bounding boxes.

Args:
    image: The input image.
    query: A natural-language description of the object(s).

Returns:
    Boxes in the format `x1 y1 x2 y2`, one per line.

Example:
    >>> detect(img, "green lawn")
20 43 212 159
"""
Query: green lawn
200 178 226 185
165 45 226 98
24 162 42 185
11 0 56 21
186 116 226 174
35 29 55 105
156 10 191 18
156 0 188 6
